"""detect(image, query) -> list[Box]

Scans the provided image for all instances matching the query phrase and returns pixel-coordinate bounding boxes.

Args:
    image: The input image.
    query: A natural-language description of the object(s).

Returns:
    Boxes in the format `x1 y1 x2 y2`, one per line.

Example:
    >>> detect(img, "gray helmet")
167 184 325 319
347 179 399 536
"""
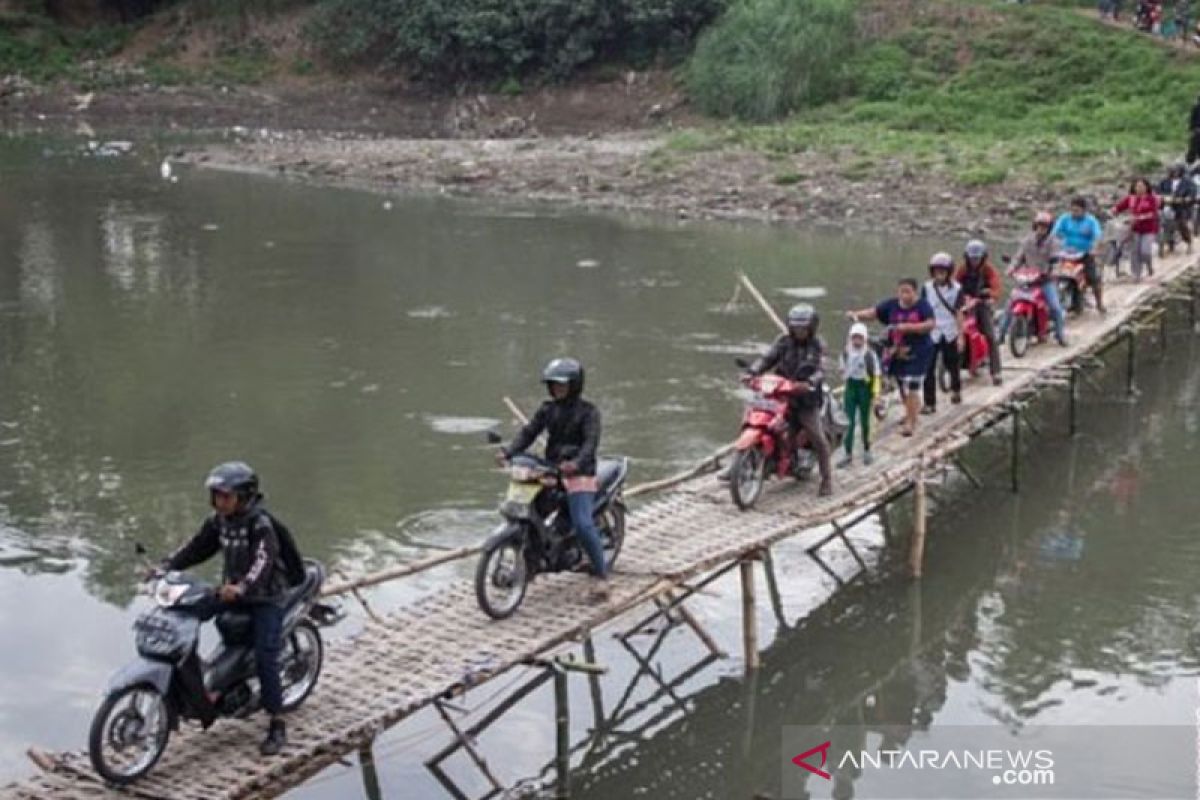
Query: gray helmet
541 357 584 398
928 252 954 273
964 239 987 261
786 303 819 333
204 461 259 500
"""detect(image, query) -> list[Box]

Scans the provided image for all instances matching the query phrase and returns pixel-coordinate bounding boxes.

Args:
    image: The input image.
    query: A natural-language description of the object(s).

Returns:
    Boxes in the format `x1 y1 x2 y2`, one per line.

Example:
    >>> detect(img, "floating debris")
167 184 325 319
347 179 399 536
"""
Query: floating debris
424 415 500 435
201 223 220 232
779 287 827 299
160 159 172 181
576 259 600 269
406 306 452 319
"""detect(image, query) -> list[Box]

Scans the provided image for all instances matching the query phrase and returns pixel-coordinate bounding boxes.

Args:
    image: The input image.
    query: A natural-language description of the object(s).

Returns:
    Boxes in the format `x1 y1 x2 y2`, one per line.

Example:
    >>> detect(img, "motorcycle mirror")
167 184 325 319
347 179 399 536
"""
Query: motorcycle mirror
734 357 751 370
485 430 503 445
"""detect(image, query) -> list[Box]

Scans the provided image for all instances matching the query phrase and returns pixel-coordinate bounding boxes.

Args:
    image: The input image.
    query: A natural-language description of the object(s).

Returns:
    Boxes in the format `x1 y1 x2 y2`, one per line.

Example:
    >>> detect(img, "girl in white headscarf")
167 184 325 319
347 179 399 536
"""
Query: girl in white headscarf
839 322 881 466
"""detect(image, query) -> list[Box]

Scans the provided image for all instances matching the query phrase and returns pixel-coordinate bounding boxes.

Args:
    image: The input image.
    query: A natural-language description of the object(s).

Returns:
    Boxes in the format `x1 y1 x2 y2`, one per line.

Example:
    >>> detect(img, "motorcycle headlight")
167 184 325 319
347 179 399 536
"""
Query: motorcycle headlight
154 581 189 608
509 465 541 482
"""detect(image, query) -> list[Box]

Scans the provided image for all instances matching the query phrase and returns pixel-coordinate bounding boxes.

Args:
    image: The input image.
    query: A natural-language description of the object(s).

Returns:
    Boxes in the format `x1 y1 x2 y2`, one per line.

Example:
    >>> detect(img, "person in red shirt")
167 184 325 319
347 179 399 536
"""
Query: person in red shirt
953 239 1004 385
1112 178 1159 281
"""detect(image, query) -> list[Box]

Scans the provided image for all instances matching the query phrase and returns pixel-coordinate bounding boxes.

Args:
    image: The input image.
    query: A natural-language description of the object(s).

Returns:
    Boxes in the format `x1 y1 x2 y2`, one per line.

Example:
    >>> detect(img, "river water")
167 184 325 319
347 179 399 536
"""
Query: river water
0 137 1198 798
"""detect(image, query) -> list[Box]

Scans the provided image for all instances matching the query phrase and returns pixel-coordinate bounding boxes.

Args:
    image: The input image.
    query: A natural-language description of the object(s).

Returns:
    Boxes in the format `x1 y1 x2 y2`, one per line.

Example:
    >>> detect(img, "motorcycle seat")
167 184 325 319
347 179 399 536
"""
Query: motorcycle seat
596 457 629 494
215 561 324 645
282 560 325 609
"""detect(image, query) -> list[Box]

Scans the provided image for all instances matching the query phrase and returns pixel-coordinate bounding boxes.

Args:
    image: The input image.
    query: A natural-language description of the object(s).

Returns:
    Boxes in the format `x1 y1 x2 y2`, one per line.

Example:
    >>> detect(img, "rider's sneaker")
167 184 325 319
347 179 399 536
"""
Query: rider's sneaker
837 453 853 468
950 392 962 404
588 578 611 603
260 717 286 757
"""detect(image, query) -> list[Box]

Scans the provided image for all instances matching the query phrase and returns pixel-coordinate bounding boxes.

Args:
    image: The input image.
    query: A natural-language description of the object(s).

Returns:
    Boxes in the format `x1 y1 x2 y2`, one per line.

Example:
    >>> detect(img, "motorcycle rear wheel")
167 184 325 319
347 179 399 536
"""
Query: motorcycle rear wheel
1009 315 1030 358
279 620 323 712
596 503 626 572
729 447 767 511
475 533 529 619
88 684 172 785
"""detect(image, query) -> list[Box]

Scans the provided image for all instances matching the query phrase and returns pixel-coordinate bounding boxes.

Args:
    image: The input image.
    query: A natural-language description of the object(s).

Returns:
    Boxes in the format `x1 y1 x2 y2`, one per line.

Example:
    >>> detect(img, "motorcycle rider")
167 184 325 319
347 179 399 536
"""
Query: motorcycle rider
1157 162 1195 255
496 358 609 599
1000 210 1067 347
954 239 1004 385
1051 196 1106 314
745 304 833 497
161 462 303 756
921 253 966 413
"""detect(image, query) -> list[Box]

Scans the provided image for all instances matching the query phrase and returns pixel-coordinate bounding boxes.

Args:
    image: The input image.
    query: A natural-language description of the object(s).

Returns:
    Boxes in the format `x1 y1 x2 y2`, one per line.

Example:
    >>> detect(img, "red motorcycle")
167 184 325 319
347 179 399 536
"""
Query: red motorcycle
728 364 838 511
1057 249 1091 315
938 296 993 391
1005 266 1052 358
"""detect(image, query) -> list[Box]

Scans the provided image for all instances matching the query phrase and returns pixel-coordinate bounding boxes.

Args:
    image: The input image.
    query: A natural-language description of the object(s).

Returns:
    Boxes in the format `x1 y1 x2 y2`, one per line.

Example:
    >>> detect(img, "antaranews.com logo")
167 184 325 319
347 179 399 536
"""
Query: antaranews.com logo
781 725 1196 799
792 740 1055 787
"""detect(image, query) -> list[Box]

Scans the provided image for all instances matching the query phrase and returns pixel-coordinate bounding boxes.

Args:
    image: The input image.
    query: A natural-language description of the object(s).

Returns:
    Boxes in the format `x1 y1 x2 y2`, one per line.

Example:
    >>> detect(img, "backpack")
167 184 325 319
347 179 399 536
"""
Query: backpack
261 509 306 587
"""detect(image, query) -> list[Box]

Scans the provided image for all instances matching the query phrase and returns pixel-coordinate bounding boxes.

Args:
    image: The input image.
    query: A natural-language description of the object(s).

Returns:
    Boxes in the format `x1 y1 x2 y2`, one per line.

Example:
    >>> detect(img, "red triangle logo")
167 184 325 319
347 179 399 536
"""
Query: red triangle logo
792 741 832 780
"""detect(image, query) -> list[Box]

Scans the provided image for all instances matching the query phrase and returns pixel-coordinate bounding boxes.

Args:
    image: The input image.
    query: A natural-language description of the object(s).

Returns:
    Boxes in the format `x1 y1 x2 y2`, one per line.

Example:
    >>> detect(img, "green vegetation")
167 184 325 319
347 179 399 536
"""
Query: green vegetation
686 0 858 121
308 0 726 81
675 0 1200 187
0 10 131 81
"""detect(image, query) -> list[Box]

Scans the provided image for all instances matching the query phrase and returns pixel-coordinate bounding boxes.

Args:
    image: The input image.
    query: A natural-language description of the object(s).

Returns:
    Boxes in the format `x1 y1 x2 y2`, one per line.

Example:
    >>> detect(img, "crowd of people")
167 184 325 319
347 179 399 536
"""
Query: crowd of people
1099 0 1198 42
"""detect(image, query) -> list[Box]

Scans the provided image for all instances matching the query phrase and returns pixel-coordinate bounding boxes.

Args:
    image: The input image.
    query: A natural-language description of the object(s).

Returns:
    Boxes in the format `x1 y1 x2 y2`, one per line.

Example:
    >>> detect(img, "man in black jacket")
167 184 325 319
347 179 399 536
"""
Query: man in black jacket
497 358 609 598
1159 162 1196 253
747 304 833 496
163 462 298 756
1188 94 1200 166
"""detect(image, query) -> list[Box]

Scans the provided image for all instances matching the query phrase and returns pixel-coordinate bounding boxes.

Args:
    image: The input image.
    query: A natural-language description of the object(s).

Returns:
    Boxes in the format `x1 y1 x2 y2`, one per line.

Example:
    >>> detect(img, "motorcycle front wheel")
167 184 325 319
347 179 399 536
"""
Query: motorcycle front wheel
88 684 172 785
475 530 530 619
279 620 324 712
1009 315 1030 358
729 447 767 511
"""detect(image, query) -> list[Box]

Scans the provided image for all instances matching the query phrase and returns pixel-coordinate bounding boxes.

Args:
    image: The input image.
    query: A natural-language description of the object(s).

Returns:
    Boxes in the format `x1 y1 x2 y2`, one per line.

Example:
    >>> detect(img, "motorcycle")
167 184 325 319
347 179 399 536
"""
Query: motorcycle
727 359 841 511
938 296 993 391
1056 249 1091 315
1003 265 1052 359
88 555 338 785
475 434 628 619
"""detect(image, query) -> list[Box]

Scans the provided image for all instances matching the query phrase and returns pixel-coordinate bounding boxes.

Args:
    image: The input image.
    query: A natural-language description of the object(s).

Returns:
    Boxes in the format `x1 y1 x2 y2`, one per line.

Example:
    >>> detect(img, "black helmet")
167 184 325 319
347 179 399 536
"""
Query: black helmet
1172 161 1187 177
787 303 819 334
541 357 584 399
205 461 259 501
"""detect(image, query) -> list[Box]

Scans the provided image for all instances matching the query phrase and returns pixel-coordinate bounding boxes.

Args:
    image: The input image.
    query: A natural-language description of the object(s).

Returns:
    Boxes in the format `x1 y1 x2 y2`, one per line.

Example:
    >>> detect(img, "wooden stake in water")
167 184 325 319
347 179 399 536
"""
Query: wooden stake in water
740 558 759 673
909 465 928 579
737 271 788 334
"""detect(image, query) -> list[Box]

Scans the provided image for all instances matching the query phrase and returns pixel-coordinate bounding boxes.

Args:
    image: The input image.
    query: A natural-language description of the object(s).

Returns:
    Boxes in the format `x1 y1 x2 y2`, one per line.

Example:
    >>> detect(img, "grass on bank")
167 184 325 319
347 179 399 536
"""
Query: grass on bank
674 0 1200 189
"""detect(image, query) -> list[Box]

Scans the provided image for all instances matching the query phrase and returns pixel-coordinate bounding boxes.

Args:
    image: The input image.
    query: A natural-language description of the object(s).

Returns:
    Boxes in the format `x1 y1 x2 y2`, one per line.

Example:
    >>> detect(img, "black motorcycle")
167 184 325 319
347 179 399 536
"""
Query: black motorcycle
475 433 629 619
88 558 338 784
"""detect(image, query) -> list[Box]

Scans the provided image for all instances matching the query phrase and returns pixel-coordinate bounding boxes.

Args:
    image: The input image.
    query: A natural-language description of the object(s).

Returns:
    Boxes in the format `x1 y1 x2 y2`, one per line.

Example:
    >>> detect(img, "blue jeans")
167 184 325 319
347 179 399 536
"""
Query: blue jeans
198 597 284 715
1000 279 1065 343
567 491 608 579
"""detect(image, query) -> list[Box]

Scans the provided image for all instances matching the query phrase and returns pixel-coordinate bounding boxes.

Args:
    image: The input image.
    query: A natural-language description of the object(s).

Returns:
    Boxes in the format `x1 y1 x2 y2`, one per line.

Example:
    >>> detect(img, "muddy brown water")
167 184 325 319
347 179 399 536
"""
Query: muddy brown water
1 137 1198 798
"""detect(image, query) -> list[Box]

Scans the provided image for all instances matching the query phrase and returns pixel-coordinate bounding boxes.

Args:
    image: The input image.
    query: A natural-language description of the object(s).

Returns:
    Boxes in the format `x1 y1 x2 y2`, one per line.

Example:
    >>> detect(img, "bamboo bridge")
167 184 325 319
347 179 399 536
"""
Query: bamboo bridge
3 252 1198 800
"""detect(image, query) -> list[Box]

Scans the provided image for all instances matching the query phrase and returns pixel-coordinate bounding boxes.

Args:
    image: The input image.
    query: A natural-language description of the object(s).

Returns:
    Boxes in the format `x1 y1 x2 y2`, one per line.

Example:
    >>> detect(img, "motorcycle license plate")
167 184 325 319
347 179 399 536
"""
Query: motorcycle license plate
505 482 541 503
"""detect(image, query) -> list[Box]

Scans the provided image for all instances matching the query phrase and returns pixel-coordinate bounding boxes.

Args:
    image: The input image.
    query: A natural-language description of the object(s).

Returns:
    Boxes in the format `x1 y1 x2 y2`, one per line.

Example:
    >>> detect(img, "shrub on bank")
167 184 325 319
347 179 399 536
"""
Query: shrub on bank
685 0 858 122
311 0 727 81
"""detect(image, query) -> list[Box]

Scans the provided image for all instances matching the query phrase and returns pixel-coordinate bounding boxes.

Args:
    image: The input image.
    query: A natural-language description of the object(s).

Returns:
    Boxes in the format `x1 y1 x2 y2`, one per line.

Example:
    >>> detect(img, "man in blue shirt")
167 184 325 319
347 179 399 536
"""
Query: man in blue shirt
1051 196 1106 313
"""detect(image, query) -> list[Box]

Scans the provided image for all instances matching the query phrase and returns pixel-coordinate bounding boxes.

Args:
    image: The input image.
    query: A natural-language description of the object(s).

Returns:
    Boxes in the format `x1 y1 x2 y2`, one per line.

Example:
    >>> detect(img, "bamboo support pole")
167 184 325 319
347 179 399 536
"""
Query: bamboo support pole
1125 327 1137 395
433 700 504 793
1010 406 1021 494
358 741 383 800
503 396 531 425
582 637 606 732
909 467 928 579
1068 365 1078 436
739 559 759 673
760 548 789 632
663 589 726 657
737 271 788 334
322 546 482 597
553 667 571 800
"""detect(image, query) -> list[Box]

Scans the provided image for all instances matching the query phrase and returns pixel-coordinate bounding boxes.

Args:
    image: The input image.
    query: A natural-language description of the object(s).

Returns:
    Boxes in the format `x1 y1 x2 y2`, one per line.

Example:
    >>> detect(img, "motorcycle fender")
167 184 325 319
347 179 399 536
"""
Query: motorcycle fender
105 657 174 697
483 522 527 552
1010 300 1032 317
734 428 763 451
